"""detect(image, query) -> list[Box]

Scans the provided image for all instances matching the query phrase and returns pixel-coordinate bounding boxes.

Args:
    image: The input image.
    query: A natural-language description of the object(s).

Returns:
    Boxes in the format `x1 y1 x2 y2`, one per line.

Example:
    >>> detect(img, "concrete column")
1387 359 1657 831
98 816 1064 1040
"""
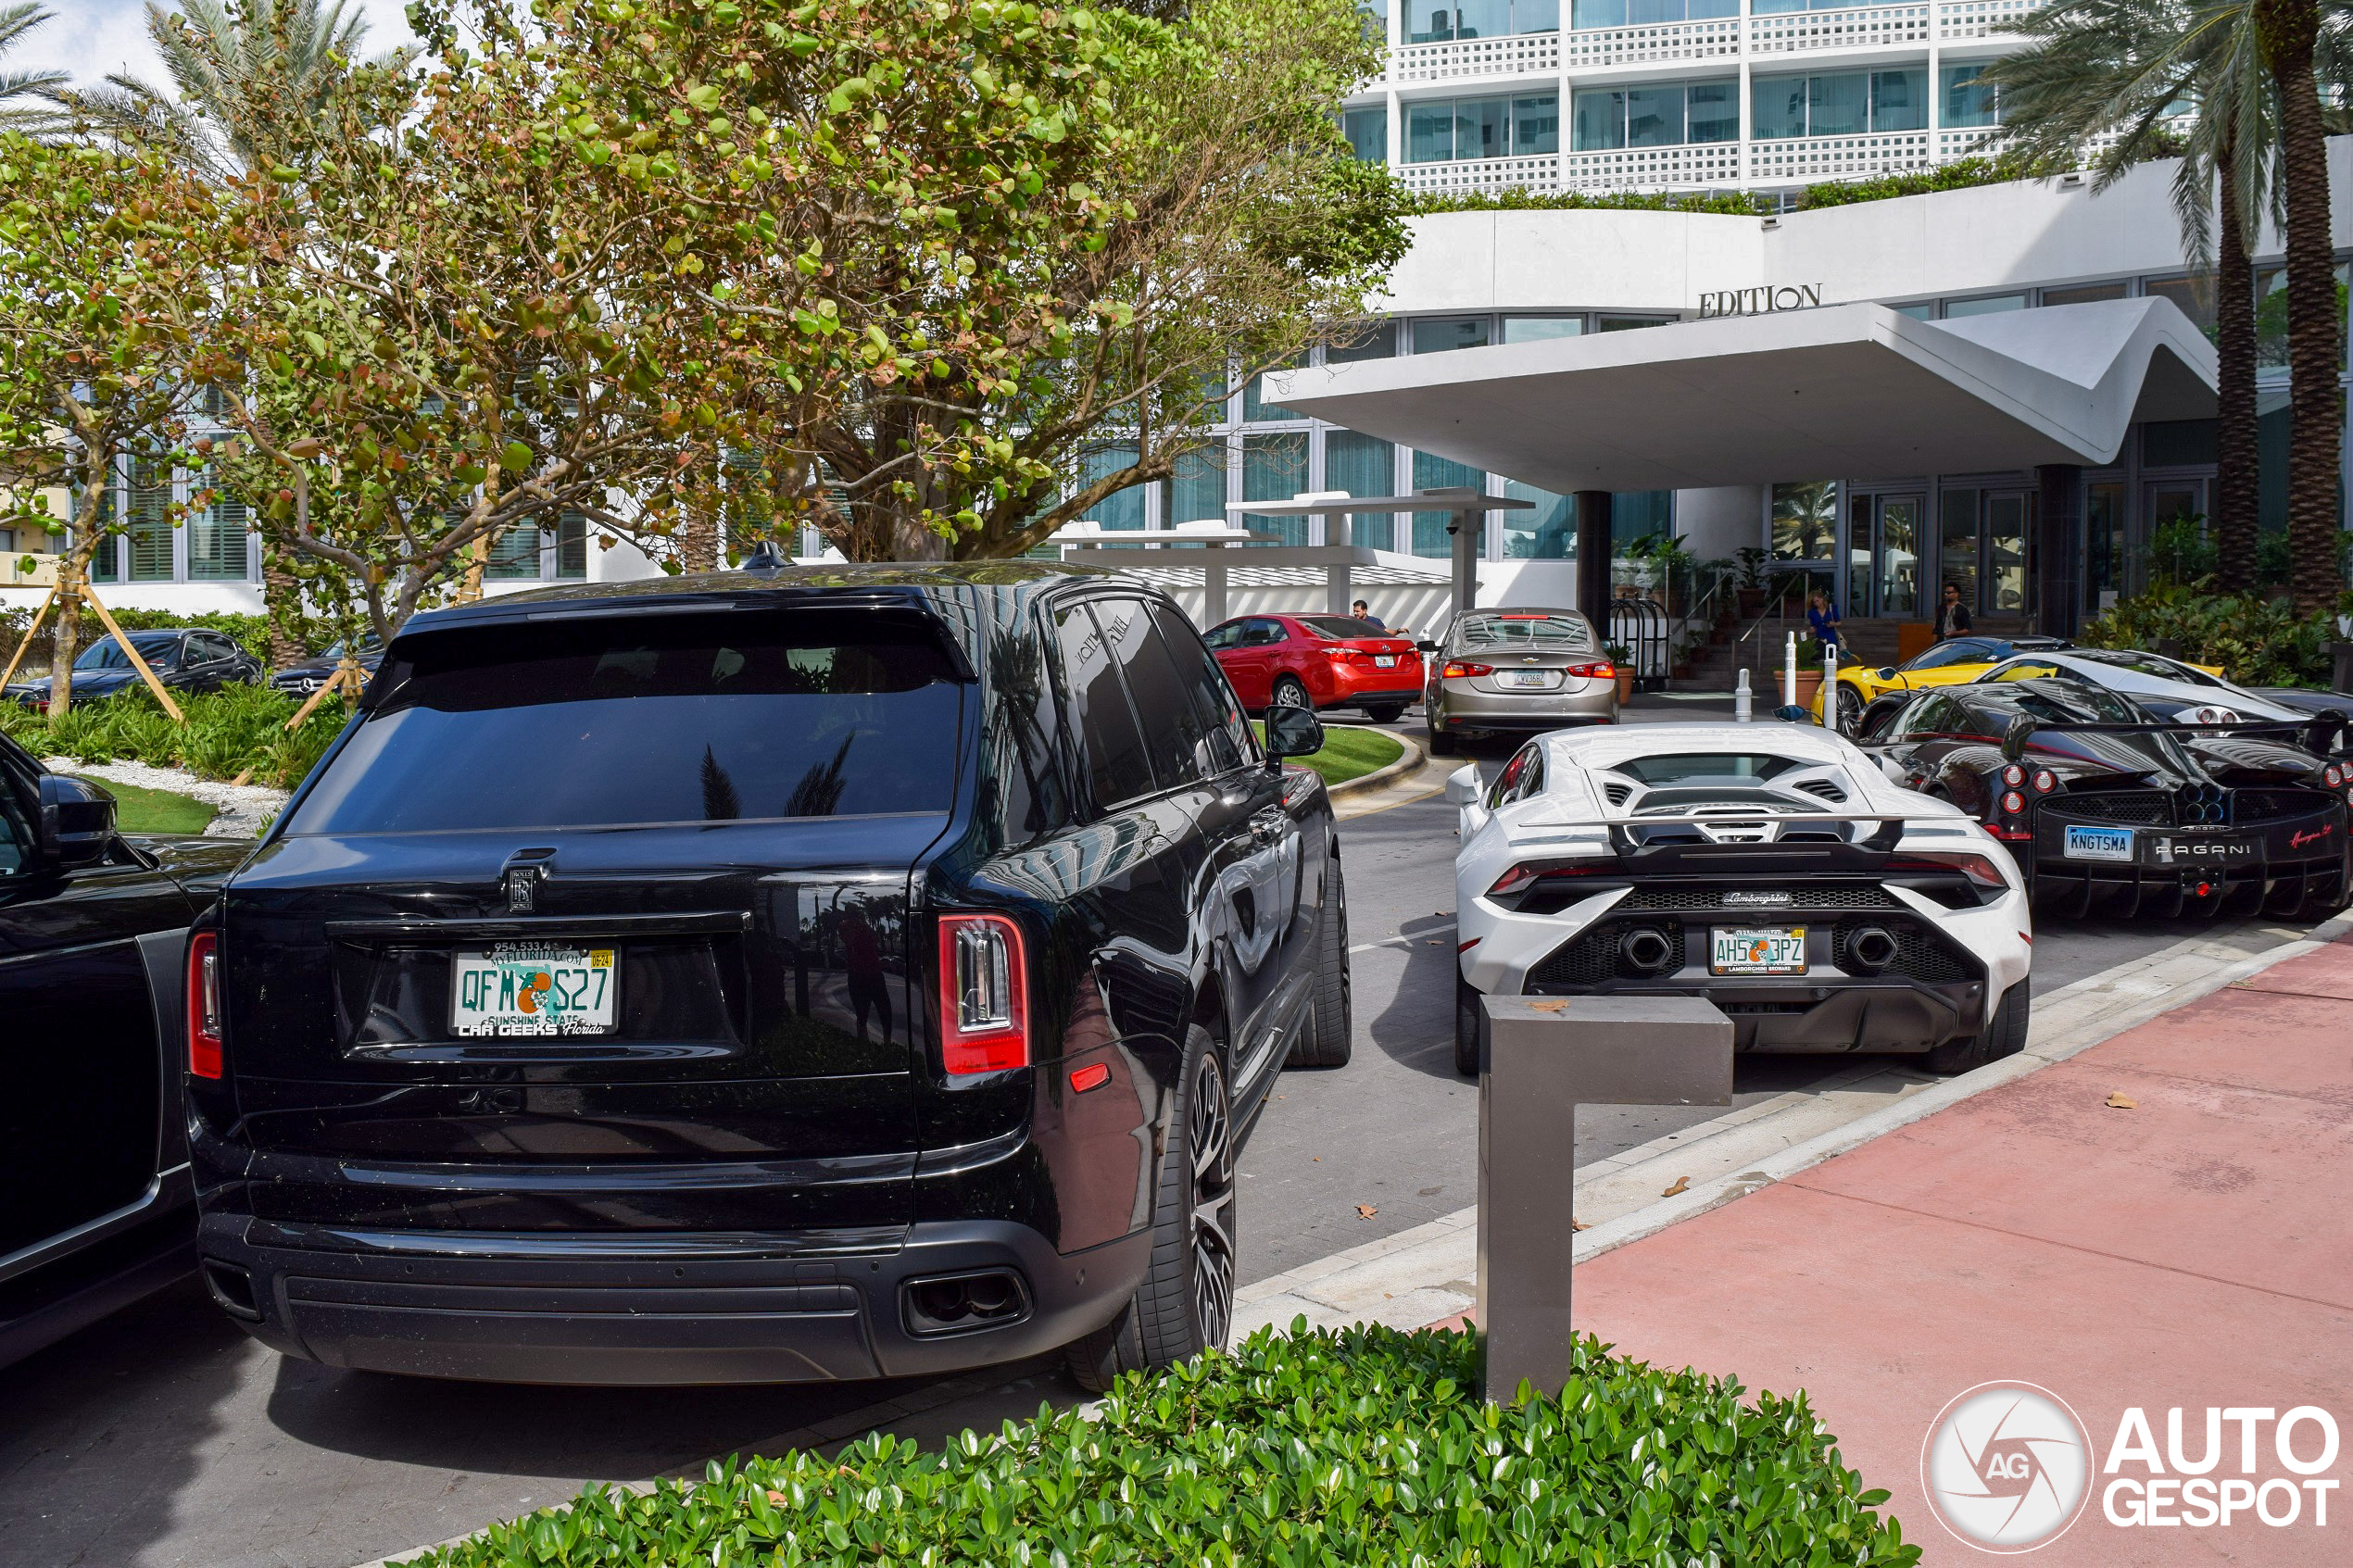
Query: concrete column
1451 509 1478 618
1202 551 1228 625
1478 995 1732 1404
2035 464 2082 638
1574 490 1612 626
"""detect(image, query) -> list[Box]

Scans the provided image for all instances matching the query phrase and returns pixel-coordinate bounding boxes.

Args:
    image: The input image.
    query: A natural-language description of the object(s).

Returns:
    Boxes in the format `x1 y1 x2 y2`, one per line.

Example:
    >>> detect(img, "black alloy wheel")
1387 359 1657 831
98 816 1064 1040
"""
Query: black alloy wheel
1453 970 1483 1077
1289 854 1353 1068
1428 716 1458 756
1186 1051 1237 1348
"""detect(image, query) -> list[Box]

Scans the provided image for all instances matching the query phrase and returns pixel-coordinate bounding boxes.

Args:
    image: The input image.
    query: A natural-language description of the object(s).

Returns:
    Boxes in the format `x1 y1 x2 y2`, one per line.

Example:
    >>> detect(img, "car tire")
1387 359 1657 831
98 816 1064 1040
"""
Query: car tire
1428 717 1457 756
1834 683 1865 735
1268 675 1312 712
1923 976 2029 1075
1064 1023 1238 1393
1362 702 1407 724
1453 969 1483 1078
1289 856 1353 1069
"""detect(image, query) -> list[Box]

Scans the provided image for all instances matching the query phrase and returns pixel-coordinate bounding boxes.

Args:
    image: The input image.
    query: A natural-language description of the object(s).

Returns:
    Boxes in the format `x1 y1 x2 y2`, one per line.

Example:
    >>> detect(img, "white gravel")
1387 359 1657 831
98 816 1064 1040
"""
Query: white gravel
43 755 288 838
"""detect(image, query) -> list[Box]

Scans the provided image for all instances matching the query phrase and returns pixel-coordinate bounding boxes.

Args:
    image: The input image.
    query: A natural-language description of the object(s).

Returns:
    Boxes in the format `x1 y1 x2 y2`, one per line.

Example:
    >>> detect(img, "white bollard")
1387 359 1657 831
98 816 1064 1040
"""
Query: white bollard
1821 642 1837 727
1783 632 1798 709
1734 668 1753 722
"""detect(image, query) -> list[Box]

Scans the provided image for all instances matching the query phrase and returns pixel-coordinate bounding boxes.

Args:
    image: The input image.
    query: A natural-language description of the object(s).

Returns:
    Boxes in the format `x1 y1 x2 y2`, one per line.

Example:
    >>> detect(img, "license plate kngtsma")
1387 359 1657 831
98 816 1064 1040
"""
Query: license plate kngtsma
1710 927 1806 975
451 943 618 1036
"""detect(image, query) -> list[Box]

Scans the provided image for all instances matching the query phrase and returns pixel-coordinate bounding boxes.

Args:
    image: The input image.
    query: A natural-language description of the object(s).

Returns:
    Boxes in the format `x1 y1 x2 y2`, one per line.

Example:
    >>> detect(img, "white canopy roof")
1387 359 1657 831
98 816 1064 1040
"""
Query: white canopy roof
1265 298 2218 494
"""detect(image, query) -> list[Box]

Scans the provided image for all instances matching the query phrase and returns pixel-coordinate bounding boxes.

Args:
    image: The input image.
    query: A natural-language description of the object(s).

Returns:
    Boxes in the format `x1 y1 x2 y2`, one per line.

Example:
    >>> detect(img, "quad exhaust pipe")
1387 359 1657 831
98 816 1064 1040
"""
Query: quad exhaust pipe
903 1269 1030 1335
1617 926 1678 975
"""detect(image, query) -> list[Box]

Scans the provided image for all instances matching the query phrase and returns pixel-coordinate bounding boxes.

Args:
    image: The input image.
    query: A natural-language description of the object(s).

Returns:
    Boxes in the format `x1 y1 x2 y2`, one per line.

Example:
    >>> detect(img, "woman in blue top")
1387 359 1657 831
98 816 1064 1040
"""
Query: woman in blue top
1806 589 1842 651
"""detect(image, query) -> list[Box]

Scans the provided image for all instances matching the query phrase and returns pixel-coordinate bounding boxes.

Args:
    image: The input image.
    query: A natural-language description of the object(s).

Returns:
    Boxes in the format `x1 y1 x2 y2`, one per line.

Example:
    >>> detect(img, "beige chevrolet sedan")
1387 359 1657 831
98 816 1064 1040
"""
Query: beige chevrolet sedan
1420 608 1617 755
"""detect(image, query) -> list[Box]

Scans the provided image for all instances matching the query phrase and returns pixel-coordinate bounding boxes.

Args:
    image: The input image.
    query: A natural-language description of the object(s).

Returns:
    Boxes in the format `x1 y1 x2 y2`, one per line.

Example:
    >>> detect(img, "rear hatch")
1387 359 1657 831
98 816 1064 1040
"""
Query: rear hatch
218 602 968 1232
1291 615 1419 680
1447 611 1605 693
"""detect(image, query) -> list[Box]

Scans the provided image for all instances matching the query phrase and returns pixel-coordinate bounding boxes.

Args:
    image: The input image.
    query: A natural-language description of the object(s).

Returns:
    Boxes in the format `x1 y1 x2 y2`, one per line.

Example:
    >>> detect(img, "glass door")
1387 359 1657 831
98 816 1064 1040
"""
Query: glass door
1937 487 1980 612
2142 481 2205 597
1982 491 2032 615
2086 482 2125 615
1874 495 1924 618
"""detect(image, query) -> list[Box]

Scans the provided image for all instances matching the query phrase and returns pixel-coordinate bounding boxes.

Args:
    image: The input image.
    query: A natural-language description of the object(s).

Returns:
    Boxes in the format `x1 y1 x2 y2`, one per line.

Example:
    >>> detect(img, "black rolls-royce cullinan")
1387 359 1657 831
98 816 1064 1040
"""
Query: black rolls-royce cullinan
2 736 245 1366
1855 677 2353 919
188 564 1350 1391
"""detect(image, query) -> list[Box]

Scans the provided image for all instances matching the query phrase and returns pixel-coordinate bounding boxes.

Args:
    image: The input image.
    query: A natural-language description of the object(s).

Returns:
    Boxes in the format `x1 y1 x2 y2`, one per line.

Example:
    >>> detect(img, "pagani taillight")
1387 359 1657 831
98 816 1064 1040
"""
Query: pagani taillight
2001 764 2026 787
937 913 1027 1075
2000 791 2025 815
2327 763 2346 788
186 930 223 1079
2032 770 2057 794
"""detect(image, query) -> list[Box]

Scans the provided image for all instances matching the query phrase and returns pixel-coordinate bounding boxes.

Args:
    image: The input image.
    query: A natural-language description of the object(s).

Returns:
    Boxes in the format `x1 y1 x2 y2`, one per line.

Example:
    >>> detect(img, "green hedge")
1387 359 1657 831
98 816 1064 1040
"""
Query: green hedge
0 681 346 791
399 1324 1919 1568
1407 188 1770 217
2077 586 2340 689
1 605 277 669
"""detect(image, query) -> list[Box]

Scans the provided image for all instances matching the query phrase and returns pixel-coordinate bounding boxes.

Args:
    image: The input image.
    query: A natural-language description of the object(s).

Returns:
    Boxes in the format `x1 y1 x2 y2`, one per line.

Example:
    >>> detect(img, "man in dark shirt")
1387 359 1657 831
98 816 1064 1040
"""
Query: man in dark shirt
1351 598 1387 631
1936 582 1973 641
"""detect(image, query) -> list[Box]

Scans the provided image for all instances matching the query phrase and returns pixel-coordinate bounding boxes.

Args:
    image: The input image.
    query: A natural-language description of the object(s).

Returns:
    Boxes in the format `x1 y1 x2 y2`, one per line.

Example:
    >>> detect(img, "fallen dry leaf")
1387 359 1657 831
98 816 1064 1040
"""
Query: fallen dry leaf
1661 1176 1691 1198
2106 1091 2138 1110
1356 1204 1378 1219
1570 1218 1591 1233
1528 998 1571 1012
766 1490 788 1506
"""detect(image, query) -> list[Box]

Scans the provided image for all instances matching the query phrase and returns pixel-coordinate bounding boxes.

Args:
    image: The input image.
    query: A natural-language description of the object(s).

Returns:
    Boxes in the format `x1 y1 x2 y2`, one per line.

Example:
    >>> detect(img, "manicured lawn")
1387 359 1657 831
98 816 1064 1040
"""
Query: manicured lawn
75 774 217 834
1254 720 1405 786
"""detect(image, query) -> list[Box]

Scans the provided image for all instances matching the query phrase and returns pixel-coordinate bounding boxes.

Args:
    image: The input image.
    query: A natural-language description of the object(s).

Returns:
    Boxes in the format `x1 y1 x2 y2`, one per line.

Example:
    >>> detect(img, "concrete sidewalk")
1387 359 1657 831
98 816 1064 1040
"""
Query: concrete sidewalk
1456 929 2353 1563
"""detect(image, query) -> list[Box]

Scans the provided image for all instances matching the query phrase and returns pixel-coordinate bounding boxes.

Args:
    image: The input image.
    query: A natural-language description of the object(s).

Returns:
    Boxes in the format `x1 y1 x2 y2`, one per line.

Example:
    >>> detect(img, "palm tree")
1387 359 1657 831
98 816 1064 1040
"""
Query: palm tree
1991 0 2270 595
0 4 66 131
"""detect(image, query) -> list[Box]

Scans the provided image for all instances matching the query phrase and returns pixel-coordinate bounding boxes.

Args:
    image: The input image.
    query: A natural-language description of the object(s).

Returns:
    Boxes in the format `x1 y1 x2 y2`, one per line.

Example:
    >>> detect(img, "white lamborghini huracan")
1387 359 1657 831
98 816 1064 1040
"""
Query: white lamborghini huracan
1448 723 2033 1078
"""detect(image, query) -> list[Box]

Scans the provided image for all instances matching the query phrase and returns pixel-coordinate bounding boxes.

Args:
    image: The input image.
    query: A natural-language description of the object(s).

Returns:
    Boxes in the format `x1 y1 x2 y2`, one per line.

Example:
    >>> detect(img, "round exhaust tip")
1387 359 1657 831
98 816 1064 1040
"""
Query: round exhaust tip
1847 925 1899 973
1618 927 1676 974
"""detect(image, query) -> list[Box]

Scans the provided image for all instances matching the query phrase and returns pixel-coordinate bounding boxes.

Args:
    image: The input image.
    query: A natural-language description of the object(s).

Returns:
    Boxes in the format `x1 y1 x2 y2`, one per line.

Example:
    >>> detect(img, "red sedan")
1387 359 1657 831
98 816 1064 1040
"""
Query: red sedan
1201 613 1424 721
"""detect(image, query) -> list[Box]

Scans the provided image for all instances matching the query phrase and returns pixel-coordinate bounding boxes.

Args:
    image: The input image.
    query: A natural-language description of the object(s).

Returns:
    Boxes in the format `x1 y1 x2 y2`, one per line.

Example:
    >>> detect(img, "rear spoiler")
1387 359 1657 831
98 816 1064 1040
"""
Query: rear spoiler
1998 712 2352 762
1581 810 1938 856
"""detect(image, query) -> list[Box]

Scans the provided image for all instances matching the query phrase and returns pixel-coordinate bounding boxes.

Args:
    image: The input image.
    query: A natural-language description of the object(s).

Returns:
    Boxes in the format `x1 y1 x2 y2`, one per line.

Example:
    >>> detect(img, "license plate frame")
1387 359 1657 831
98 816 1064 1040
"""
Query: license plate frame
1710 926 1807 976
2062 825 2134 862
451 942 619 1037
1500 669 1561 690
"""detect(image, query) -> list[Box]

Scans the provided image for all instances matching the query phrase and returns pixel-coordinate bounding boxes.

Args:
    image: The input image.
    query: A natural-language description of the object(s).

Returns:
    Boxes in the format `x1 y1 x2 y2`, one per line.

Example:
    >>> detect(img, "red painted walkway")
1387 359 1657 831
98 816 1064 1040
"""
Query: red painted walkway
1472 935 2353 1563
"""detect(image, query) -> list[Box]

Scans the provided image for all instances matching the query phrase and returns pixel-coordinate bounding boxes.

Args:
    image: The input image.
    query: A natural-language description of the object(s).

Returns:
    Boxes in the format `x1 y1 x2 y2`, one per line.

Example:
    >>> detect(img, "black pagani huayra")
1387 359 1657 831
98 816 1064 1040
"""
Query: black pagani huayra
1853 676 2353 919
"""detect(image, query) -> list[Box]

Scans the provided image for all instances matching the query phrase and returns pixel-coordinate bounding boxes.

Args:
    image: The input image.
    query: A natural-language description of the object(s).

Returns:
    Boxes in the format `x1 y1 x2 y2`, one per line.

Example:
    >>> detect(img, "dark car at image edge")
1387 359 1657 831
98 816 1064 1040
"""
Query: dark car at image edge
6 628 264 711
187 563 1352 1390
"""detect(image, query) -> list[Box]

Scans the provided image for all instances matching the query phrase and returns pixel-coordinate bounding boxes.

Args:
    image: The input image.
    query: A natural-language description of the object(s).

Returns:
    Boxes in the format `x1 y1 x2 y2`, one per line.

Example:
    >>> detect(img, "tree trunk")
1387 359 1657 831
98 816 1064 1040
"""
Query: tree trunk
2267 0 2344 614
2214 147 2261 594
262 546 305 666
47 555 81 719
681 505 720 572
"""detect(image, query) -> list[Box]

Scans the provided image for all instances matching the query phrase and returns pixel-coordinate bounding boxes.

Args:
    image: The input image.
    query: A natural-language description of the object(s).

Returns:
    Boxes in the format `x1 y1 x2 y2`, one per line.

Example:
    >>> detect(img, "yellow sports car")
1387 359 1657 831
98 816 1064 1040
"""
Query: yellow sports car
1809 635 2074 732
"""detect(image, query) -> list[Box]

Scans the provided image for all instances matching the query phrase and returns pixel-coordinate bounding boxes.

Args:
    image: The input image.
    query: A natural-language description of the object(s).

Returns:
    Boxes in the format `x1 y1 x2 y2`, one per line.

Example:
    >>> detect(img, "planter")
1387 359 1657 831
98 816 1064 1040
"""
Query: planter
1616 671 1637 703
1736 588 1765 615
1773 669 1823 710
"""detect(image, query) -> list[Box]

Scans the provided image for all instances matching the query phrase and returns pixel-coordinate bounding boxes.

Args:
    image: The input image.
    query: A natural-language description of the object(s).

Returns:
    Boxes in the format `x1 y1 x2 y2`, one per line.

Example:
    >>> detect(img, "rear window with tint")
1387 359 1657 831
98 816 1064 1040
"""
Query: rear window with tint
287 613 964 833
1458 613 1592 649
1295 616 1385 640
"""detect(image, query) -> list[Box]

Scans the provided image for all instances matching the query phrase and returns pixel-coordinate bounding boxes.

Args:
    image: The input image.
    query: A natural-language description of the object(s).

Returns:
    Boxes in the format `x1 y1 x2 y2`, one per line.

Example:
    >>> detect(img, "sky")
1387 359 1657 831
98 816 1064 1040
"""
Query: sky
13 0 422 96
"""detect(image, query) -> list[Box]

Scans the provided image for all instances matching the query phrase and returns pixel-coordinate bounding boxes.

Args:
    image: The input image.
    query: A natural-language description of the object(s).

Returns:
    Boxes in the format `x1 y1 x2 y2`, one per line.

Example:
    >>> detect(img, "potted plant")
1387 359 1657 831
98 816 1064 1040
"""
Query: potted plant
1604 642 1636 704
1773 634 1825 713
1733 546 1769 615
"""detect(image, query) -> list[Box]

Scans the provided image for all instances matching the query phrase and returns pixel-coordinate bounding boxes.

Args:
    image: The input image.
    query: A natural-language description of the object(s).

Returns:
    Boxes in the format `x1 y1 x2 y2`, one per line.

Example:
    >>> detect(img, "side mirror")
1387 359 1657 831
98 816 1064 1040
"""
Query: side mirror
1878 667 1898 682
1263 705 1325 763
1442 764 1482 807
2000 714 2036 762
38 772 116 871
1415 640 1441 654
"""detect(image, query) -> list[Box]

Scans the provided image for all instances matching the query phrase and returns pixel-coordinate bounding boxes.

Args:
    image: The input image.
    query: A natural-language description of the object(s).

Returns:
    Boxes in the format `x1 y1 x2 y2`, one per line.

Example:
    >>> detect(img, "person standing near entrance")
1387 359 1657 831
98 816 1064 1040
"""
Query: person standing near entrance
1935 582 1972 641
1352 598 1386 631
1806 589 1842 653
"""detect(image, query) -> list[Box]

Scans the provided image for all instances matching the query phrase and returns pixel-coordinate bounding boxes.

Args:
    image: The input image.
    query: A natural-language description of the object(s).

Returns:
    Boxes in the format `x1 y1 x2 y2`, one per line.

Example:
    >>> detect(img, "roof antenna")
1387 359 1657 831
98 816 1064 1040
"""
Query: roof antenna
739 540 787 574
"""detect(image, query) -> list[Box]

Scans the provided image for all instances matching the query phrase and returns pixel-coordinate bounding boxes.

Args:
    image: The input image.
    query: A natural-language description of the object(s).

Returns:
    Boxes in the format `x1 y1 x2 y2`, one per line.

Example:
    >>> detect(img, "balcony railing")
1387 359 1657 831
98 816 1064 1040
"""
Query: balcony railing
1399 152 1565 194
1562 17 1741 68
1392 31 1562 82
1934 0 2035 40
1747 129 1933 182
1562 142 1743 191
1746 3 1930 54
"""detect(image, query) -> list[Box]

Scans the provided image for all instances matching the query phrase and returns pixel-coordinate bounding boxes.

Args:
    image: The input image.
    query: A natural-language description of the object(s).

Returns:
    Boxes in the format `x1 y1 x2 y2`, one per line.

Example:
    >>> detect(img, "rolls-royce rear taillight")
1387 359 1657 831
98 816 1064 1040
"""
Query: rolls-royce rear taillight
937 913 1028 1075
186 930 223 1079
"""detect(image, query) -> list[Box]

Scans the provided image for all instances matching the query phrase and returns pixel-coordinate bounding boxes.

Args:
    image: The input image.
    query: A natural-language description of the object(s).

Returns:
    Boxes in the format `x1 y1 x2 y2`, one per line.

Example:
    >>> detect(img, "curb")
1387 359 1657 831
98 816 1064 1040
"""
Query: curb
1319 723 1425 801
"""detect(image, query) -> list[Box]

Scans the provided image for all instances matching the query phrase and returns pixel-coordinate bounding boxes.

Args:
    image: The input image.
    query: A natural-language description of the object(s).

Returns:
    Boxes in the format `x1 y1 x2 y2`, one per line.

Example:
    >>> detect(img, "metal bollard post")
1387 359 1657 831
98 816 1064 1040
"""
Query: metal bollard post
1733 668 1752 722
1821 642 1837 727
1477 995 1732 1405
1783 631 1798 709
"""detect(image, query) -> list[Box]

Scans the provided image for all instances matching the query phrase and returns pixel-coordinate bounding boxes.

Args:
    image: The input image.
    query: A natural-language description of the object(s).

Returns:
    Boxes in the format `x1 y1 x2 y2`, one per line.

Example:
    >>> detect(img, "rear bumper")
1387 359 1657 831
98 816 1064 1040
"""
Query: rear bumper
195 1212 1149 1386
1432 682 1615 730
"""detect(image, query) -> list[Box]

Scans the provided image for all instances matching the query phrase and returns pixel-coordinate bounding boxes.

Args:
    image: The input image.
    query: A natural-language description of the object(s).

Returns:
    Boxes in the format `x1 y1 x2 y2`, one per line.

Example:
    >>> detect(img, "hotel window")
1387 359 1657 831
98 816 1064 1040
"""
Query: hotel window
1573 79 1736 149
187 469 249 581
1941 63 2002 128
1243 433 1309 546
556 511 587 578
125 457 173 582
1161 445 1228 529
1411 316 1491 354
1944 294 2028 318
1326 430 1398 550
484 522 543 580
2041 282 2129 307
1596 314 1671 332
1503 315 1584 343
1342 106 1387 163
1411 451 1483 558
1410 0 1557 42
1752 70 1922 139
1404 95 1556 161
484 512 589 581
1329 320 1397 362
1569 0 1734 27
1500 479 1574 558
2141 274 2216 335
1078 443 1146 531
1244 356 1308 421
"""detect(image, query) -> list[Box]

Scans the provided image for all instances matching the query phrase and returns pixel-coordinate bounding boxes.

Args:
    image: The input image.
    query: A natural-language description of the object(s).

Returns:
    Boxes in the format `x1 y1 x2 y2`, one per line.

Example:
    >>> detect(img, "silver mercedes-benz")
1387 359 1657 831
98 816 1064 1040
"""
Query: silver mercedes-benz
1420 608 1618 755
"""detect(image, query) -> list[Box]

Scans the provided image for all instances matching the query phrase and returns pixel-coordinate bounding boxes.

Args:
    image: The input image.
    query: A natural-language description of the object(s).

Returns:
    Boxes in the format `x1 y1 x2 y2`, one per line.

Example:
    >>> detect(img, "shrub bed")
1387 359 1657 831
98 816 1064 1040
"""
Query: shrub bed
0 682 346 791
2077 586 2341 689
400 1325 1919 1568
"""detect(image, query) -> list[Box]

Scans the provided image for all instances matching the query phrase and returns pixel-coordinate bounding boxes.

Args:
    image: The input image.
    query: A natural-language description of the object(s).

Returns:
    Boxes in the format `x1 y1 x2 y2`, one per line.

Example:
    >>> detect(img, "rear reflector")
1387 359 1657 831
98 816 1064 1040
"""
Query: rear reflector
186 930 223 1079
1069 1062 1110 1094
937 913 1028 1075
